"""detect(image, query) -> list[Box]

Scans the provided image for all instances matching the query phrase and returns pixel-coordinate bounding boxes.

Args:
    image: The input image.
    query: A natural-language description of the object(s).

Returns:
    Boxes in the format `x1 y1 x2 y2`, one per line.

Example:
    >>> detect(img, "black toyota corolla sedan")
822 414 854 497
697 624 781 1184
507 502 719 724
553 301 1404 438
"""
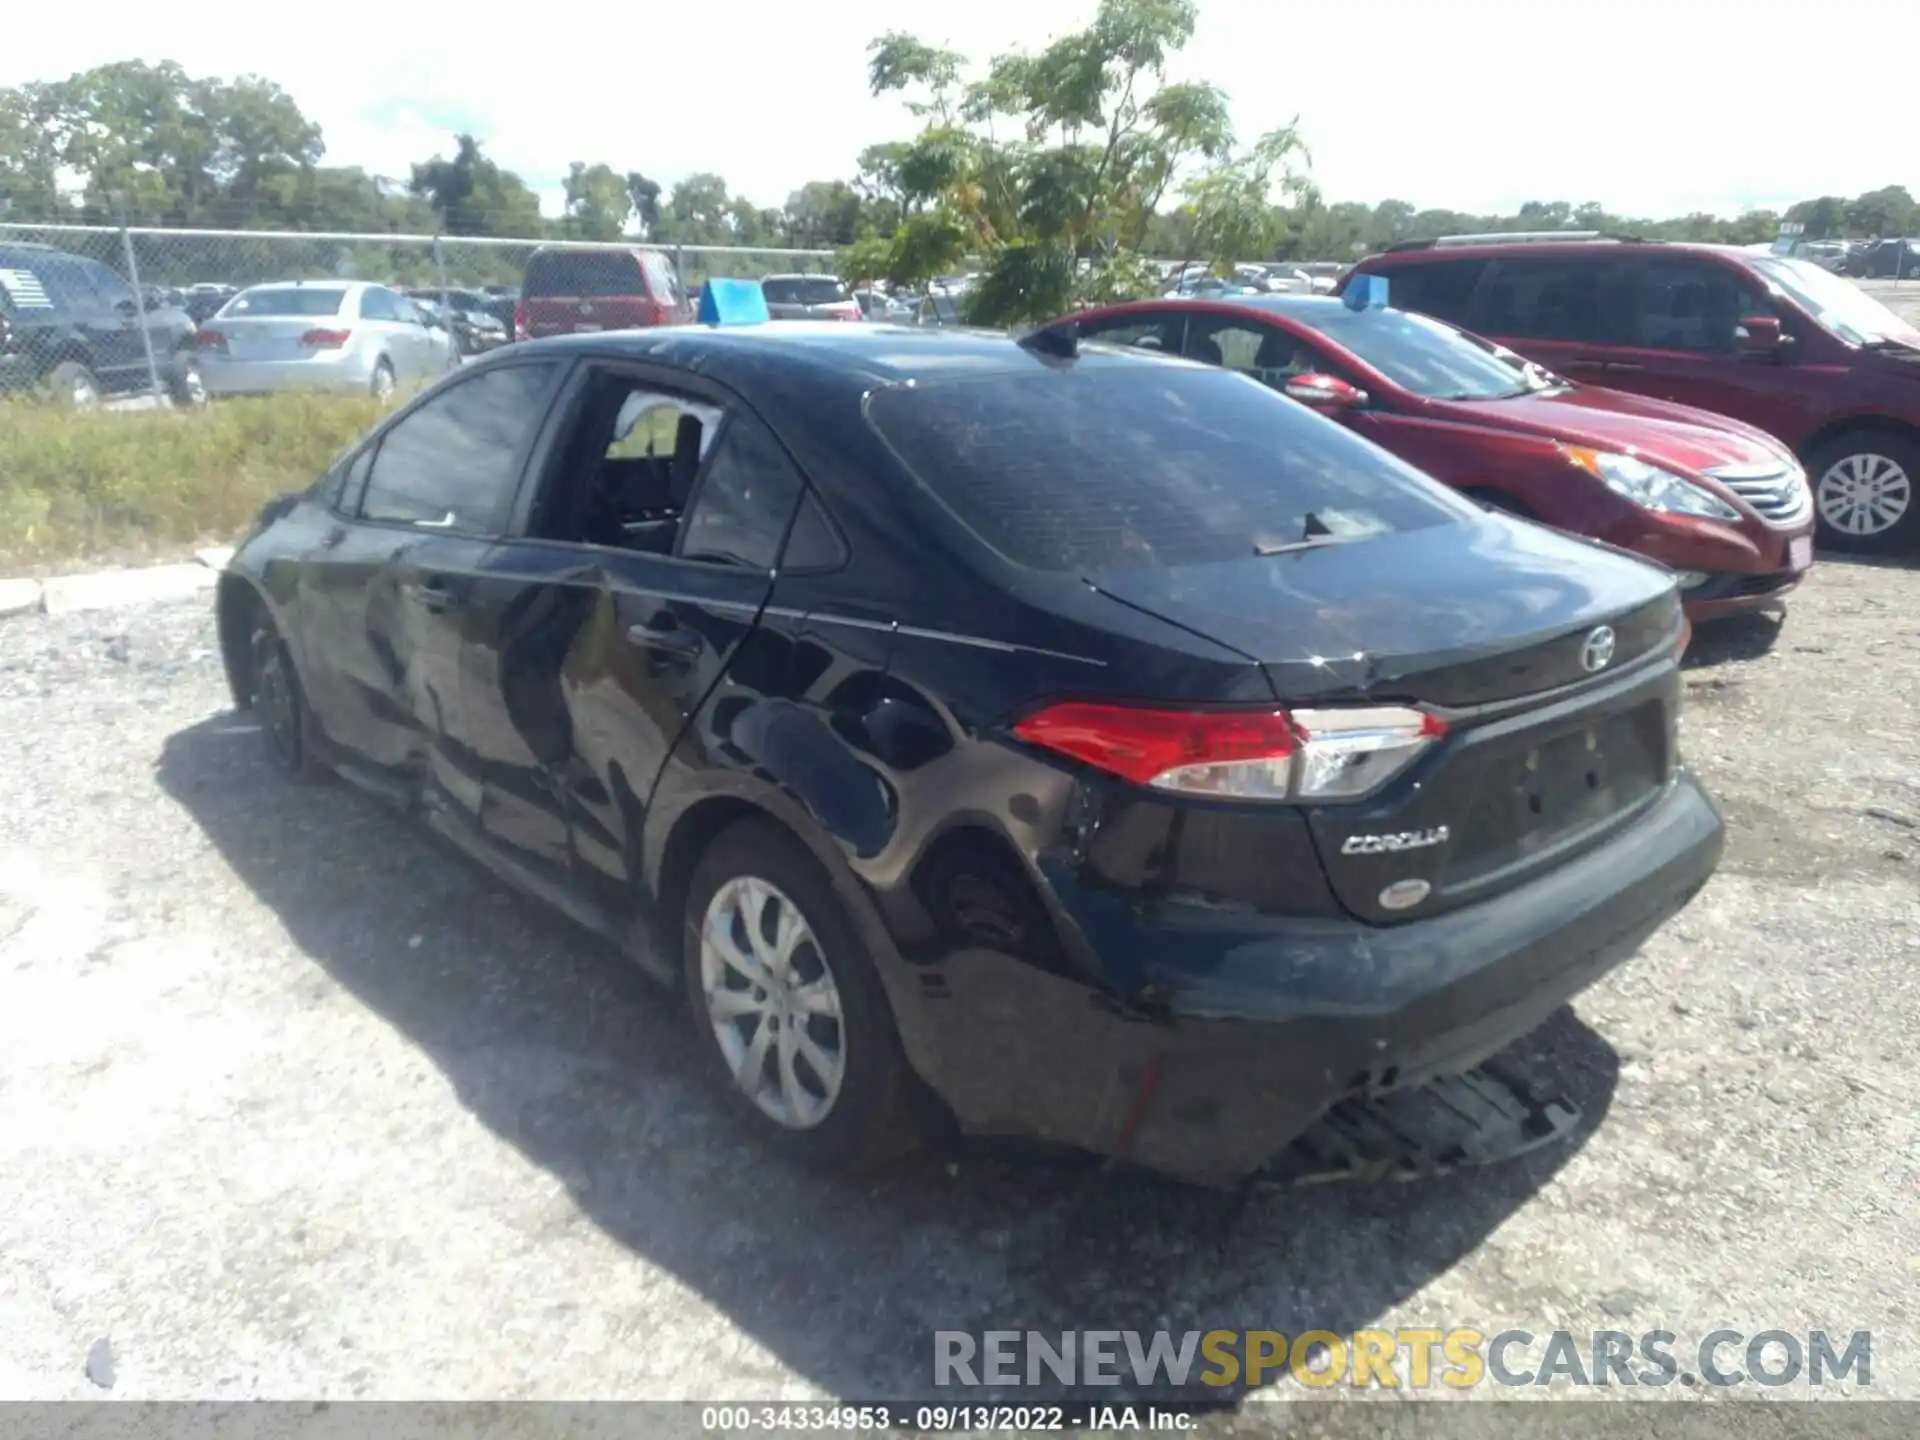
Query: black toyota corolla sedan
215 320 1724 1186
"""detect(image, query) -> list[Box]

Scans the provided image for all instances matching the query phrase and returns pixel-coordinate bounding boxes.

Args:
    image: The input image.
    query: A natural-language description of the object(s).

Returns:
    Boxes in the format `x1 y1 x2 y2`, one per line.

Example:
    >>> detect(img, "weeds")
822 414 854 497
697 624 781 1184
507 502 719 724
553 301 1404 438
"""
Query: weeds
0 394 386 572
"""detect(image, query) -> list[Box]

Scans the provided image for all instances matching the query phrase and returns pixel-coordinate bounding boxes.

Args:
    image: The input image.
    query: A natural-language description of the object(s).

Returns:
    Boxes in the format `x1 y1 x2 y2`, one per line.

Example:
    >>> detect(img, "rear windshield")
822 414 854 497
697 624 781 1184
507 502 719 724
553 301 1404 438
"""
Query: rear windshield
867 366 1463 572
524 250 644 297
224 287 346 317
763 276 850 305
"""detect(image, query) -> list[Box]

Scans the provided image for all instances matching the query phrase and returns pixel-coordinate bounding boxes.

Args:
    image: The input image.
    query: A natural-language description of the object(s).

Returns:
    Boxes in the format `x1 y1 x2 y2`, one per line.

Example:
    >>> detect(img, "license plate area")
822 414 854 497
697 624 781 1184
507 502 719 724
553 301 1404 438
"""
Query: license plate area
1445 702 1667 884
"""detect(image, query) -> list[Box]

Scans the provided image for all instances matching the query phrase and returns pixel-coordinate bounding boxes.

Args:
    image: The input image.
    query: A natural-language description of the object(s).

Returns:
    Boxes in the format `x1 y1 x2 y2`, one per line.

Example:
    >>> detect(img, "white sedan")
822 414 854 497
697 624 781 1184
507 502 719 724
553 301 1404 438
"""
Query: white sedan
196 281 458 399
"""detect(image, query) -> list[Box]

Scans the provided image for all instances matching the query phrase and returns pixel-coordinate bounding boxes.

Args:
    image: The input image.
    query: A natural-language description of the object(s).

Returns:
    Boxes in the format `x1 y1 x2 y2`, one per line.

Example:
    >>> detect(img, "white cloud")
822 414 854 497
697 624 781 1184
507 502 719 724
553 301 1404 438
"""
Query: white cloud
6 0 1915 223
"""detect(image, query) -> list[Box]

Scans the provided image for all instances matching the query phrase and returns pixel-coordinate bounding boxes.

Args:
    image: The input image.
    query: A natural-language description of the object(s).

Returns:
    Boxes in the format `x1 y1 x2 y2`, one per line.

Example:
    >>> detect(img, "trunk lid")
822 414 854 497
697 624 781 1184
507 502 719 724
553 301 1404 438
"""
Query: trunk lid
1086 514 1685 923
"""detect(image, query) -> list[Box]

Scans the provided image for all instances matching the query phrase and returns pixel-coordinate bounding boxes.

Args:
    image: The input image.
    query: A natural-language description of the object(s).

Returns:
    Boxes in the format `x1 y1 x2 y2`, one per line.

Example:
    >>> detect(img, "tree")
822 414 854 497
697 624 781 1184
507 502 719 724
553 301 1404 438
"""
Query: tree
857 0 1308 325
657 171 733 245
784 180 866 247
409 133 541 236
562 161 632 240
626 172 663 237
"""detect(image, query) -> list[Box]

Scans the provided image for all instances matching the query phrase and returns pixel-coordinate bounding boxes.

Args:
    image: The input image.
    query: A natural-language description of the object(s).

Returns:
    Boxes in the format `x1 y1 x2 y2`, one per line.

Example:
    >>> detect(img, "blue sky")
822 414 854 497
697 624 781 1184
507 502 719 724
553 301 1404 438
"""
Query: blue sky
9 0 1914 222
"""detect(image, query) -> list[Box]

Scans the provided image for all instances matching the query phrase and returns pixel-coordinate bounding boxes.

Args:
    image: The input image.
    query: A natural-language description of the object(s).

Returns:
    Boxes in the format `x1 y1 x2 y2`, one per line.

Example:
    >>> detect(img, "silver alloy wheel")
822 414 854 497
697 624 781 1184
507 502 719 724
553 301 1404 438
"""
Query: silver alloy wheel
178 360 207 407
70 372 100 408
371 362 396 401
699 875 846 1129
1817 452 1912 536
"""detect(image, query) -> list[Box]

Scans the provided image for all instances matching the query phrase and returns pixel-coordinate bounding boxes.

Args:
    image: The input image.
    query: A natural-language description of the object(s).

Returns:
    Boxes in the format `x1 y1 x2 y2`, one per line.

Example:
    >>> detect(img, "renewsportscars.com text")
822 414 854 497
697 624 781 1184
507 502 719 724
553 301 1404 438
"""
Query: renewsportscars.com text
933 1328 1871 1391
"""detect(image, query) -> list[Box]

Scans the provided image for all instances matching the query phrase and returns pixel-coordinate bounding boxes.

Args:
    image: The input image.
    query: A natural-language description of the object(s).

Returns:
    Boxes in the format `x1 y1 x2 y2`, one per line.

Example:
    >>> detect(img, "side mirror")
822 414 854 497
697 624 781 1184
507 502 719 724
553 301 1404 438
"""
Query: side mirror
115 298 139 316
1735 314 1789 358
1284 372 1369 409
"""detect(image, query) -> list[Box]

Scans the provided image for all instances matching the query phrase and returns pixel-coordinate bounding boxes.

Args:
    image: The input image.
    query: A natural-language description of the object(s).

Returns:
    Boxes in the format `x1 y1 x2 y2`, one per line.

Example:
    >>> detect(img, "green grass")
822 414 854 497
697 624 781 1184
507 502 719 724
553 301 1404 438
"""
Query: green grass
0 393 388 573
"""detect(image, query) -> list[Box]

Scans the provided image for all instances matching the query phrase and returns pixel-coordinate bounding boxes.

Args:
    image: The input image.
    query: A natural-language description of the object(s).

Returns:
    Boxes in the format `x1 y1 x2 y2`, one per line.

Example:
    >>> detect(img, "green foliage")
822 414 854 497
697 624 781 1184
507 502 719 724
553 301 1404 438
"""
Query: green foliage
859 0 1308 326
0 394 386 569
410 134 542 237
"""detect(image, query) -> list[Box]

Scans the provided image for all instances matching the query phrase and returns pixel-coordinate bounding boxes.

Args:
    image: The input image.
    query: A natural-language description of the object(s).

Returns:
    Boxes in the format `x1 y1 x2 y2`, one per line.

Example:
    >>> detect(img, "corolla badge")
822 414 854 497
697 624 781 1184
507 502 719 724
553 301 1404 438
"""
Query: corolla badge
1341 825 1449 855
1378 879 1431 911
1580 625 1617 673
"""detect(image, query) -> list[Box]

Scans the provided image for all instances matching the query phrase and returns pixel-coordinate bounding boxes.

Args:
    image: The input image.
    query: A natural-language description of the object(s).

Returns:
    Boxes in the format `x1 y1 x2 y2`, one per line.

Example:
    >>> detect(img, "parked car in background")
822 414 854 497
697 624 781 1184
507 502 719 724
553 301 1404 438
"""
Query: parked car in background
196 281 456 399
853 287 914 323
514 245 687 340
404 288 511 356
0 241 204 407
1298 261 1349 294
1065 295 1815 622
1343 236 1920 551
912 285 968 327
760 274 863 321
1843 238 1920 279
217 322 1719 1185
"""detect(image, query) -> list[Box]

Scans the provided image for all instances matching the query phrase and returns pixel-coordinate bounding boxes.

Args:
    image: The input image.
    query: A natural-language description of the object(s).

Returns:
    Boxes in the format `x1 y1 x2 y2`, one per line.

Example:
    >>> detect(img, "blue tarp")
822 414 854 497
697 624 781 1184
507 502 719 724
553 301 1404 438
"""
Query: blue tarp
698 278 770 325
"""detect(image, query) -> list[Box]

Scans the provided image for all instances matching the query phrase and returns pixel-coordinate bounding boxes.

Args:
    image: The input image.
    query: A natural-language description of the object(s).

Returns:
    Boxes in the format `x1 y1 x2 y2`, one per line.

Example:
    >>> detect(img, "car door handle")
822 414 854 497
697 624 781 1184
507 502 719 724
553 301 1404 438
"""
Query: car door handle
1603 361 1645 372
626 617 702 659
1563 357 1610 369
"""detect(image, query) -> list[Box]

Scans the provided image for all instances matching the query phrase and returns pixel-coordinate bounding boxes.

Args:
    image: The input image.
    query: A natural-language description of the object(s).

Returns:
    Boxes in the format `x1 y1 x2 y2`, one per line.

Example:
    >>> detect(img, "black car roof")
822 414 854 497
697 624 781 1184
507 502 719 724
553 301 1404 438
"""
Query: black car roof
495 320 1180 389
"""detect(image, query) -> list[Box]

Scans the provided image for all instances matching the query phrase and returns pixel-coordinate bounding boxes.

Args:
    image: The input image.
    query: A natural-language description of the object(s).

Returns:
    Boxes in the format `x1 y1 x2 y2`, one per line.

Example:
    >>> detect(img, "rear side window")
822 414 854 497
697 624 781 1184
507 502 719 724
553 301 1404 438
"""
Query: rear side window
524 250 645 298
1371 259 1486 326
37 257 100 310
1479 258 1628 343
677 419 805 570
866 366 1463 572
359 362 560 534
359 288 403 321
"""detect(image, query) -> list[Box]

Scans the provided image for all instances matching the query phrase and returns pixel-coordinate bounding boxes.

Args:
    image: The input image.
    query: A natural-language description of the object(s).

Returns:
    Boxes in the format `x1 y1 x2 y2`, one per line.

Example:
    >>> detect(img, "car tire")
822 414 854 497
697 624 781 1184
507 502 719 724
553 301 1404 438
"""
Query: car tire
681 817 918 1171
1806 432 1919 554
168 349 208 409
46 360 102 409
248 614 327 782
369 359 396 402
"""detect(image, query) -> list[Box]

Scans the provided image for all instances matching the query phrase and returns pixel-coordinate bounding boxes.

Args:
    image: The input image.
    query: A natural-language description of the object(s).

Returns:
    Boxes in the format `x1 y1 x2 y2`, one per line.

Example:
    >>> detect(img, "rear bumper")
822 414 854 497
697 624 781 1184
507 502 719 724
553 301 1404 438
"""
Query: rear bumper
201 354 375 395
901 772 1722 1187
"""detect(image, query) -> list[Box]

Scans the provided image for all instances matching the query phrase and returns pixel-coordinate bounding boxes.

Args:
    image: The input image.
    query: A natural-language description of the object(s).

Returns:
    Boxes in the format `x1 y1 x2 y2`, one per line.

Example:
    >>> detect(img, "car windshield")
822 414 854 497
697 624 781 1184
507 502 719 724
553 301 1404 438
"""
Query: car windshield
1290 306 1549 400
1750 256 1920 347
763 277 850 305
866 365 1463 572
224 287 347 317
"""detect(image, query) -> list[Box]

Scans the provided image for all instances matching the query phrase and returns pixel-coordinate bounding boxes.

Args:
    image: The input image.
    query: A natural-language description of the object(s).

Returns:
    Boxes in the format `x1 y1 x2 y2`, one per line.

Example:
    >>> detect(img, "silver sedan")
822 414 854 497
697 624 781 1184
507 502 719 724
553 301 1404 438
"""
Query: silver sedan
196 281 458 399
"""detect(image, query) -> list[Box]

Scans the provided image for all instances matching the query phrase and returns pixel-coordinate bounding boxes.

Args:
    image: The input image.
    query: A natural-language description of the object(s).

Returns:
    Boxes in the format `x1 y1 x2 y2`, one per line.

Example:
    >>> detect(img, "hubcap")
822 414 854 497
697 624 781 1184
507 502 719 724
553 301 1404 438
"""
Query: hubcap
179 364 207 407
70 374 99 408
372 366 395 400
699 876 845 1130
1817 452 1912 536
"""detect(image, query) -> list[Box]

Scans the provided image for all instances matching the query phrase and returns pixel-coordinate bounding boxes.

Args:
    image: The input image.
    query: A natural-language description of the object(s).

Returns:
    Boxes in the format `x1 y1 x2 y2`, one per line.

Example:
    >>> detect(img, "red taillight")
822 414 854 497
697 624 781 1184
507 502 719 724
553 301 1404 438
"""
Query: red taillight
512 301 528 339
1014 702 1446 803
195 327 227 352
836 305 863 322
300 328 351 348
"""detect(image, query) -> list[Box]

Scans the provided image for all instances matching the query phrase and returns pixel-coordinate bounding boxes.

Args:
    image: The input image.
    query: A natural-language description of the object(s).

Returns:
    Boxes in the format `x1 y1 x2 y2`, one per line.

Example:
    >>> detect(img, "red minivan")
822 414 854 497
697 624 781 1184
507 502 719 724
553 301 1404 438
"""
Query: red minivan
1064 296 1816 621
514 245 686 341
1341 238 1920 553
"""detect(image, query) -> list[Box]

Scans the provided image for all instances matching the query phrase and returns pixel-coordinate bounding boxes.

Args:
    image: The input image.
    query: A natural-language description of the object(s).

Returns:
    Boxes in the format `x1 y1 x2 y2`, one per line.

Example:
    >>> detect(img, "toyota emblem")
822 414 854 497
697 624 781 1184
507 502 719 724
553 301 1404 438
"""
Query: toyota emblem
1580 625 1617 673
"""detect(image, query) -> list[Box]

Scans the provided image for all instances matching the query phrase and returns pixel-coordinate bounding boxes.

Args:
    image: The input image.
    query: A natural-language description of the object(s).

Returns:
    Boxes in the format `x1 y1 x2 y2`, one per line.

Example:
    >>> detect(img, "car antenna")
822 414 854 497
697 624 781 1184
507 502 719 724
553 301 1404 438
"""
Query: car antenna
1019 322 1080 359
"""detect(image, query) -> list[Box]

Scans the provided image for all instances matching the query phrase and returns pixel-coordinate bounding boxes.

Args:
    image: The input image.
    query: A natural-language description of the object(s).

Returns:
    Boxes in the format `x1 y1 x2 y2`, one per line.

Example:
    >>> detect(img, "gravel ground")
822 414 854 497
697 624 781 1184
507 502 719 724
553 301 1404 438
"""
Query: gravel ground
0 559 1916 1420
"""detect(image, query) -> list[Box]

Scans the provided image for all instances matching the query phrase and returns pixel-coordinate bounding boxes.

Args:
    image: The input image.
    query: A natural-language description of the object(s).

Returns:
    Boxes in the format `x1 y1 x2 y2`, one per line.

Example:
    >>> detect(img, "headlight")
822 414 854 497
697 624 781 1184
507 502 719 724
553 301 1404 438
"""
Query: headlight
1560 446 1741 521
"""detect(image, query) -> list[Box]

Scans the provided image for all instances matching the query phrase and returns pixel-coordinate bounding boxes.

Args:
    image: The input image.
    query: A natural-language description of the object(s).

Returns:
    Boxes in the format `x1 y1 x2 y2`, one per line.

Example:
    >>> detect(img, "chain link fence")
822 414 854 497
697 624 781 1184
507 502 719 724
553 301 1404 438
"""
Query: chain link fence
0 221 843 402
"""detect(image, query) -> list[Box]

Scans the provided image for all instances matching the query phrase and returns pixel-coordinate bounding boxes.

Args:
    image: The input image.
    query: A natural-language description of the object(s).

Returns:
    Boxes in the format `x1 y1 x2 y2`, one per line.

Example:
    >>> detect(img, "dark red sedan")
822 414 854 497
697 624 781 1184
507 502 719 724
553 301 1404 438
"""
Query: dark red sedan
1062 296 1817 621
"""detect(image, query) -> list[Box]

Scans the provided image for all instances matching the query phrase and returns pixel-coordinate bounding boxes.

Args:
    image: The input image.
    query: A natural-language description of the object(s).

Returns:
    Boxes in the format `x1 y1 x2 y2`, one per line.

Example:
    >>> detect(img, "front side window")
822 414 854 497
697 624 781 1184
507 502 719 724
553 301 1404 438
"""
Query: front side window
1184 317 1307 388
82 262 137 308
867 365 1465 572
358 363 559 534
1080 314 1186 354
1629 258 1746 353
